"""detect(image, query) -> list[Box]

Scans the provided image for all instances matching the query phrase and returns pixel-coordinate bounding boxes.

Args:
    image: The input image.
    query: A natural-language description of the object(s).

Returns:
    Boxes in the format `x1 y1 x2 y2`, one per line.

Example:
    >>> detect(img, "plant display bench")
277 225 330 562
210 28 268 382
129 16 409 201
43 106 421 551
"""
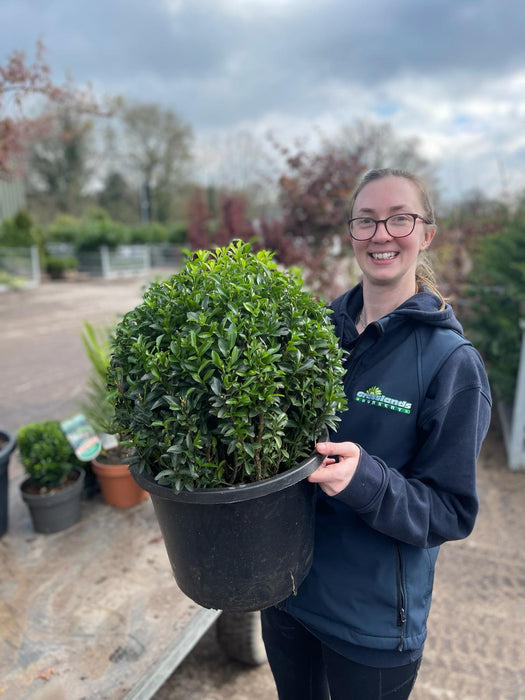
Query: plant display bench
0 465 262 699
498 318 525 471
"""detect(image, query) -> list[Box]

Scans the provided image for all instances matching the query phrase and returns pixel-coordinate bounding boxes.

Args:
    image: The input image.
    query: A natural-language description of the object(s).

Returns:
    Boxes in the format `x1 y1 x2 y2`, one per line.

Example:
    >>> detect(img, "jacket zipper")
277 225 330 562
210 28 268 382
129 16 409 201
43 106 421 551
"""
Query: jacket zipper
343 322 382 392
395 543 407 651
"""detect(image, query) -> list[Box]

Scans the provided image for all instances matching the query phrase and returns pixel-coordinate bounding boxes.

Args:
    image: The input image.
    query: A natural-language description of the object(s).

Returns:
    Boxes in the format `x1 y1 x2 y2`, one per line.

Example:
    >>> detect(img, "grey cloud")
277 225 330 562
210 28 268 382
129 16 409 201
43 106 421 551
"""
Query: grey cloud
2 0 525 199
4 0 525 127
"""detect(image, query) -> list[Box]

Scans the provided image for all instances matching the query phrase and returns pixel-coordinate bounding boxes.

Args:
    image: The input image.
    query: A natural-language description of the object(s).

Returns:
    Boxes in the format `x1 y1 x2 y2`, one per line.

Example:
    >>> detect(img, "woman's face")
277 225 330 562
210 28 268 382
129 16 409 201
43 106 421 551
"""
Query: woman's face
350 176 436 293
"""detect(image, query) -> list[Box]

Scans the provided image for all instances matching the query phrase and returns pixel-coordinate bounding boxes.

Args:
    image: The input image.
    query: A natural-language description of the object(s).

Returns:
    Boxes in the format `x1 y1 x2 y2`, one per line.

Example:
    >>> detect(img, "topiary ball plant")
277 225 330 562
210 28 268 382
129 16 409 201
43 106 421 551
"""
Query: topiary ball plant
108 240 347 492
17 420 81 492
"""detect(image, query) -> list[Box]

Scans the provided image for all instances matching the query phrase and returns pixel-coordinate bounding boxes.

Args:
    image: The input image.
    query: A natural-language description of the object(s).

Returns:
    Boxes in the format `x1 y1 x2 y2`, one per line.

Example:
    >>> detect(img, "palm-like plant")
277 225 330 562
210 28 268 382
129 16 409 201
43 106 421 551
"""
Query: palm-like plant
79 321 116 436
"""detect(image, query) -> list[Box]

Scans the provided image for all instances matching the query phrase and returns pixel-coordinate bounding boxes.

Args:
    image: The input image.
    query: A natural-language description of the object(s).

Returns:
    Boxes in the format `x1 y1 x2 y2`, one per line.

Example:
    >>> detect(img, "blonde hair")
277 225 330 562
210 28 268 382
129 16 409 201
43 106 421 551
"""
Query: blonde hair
350 168 445 309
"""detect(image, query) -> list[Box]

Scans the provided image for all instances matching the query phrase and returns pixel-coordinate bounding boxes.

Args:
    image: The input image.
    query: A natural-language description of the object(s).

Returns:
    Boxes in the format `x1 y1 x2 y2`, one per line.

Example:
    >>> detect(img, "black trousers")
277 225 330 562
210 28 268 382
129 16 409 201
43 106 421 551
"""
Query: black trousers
261 607 421 700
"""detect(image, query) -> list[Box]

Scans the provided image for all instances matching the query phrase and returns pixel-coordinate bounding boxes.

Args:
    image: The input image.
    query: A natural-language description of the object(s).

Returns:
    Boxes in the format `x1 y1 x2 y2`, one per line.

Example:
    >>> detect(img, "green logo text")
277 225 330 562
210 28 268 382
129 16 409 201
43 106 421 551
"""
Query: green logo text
355 386 412 414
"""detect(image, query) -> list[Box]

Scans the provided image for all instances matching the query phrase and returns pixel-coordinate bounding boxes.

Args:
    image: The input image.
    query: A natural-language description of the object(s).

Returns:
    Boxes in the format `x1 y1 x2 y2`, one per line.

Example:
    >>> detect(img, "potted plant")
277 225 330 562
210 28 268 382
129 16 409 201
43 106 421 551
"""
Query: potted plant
108 241 347 611
0 428 16 536
79 321 148 508
17 420 85 534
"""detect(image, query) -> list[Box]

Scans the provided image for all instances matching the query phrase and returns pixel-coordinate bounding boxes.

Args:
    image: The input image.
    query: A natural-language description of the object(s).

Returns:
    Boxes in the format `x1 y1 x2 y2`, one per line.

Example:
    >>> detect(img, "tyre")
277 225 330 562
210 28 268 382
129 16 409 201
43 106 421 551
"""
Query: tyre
217 611 267 666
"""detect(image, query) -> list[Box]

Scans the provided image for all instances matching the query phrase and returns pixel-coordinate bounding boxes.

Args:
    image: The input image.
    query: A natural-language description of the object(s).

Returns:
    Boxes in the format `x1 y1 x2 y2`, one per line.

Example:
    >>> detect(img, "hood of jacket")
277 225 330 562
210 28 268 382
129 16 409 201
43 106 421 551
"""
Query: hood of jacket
329 286 463 353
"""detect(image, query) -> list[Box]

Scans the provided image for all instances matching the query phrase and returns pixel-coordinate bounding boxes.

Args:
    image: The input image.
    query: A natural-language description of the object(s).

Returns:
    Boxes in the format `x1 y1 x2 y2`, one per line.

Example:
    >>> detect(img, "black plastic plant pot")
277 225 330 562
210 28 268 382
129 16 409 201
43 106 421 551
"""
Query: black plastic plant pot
131 449 322 612
0 429 16 537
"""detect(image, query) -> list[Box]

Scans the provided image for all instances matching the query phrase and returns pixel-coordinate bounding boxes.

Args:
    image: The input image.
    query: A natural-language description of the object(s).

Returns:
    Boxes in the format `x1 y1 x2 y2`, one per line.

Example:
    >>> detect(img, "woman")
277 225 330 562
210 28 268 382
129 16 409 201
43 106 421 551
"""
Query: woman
261 168 492 699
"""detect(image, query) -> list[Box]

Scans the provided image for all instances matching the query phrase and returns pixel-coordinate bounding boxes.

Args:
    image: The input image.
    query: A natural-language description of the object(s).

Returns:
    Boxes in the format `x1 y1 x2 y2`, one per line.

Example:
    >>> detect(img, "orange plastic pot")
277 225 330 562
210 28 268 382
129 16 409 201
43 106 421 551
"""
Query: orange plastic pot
92 459 148 508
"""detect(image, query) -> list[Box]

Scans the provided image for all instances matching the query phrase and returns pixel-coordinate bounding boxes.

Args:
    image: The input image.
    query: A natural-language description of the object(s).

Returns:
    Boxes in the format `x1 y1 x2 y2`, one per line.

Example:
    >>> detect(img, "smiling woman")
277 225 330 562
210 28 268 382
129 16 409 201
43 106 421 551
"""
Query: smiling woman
346 173 437 316
260 168 492 700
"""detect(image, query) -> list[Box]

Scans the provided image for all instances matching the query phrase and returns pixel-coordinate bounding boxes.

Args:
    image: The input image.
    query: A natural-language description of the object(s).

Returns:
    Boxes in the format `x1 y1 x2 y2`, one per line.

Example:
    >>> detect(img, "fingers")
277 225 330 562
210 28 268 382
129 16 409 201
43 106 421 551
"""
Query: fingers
308 461 354 496
308 463 339 482
316 441 359 460
320 457 336 468
310 441 361 496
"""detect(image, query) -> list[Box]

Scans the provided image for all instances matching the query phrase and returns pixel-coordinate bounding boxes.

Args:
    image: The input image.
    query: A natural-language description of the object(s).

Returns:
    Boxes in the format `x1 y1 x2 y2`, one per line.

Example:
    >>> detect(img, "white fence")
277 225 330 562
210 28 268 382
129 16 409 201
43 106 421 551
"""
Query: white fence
77 245 151 279
0 244 157 283
498 319 525 470
0 245 40 289
149 242 183 268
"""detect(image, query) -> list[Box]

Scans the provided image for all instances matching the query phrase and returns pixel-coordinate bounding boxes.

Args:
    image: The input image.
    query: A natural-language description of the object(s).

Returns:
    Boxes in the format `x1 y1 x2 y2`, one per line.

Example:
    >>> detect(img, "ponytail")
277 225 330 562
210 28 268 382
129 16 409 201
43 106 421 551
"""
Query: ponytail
416 255 446 309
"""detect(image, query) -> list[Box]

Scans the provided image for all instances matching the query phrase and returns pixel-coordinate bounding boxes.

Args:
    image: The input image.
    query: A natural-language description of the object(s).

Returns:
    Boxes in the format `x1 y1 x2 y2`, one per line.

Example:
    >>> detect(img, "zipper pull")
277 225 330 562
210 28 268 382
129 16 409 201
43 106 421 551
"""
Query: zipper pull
398 607 406 625
397 607 406 651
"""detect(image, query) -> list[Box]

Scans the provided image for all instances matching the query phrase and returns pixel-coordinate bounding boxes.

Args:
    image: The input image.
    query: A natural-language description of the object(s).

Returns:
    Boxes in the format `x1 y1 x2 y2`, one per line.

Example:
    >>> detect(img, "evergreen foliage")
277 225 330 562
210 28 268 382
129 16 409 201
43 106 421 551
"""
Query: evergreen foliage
17 420 80 489
108 241 347 492
0 210 36 246
464 219 525 403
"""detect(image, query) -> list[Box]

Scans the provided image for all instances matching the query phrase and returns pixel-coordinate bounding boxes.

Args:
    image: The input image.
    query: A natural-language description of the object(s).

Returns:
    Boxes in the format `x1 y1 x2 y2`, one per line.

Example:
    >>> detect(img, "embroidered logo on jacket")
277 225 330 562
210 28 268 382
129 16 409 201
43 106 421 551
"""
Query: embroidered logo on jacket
355 386 412 414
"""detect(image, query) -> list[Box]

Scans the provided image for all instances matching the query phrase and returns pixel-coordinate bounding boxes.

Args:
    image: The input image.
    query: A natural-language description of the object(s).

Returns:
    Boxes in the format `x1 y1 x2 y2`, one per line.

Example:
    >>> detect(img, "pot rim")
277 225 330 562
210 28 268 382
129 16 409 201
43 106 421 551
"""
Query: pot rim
20 466 85 501
131 447 323 504
0 429 16 460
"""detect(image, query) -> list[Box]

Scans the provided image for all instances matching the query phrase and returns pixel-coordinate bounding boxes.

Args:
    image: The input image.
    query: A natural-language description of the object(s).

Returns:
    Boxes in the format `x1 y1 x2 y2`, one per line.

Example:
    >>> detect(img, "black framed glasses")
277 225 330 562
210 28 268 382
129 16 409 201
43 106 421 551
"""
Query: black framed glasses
347 213 431 241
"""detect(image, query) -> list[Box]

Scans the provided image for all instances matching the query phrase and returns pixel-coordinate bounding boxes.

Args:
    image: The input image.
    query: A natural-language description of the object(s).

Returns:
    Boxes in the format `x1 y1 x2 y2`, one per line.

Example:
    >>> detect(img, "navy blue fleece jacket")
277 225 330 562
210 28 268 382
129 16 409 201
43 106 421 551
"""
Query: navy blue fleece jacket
284 285 492 661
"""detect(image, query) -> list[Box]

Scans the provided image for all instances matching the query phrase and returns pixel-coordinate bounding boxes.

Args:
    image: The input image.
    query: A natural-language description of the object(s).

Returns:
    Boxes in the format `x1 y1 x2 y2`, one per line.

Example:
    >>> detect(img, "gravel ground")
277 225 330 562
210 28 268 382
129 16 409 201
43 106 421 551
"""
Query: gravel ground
2 276 524 700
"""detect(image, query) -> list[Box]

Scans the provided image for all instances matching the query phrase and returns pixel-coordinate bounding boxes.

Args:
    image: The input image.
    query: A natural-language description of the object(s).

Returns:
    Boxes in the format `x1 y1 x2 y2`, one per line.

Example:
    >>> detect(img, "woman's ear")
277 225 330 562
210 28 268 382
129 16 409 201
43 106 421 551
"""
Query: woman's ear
420 225 436 250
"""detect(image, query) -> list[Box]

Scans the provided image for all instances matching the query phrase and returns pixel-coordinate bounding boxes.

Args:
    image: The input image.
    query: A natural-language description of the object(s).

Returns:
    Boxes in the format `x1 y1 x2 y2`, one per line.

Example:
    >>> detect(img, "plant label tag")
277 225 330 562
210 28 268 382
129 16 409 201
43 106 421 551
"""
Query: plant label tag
100 432 119 450
60 413 101 461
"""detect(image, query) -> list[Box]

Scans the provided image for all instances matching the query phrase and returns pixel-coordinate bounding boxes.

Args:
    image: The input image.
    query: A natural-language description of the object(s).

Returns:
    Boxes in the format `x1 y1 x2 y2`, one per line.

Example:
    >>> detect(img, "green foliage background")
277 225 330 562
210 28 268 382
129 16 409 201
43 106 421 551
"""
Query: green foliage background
464 219 525 403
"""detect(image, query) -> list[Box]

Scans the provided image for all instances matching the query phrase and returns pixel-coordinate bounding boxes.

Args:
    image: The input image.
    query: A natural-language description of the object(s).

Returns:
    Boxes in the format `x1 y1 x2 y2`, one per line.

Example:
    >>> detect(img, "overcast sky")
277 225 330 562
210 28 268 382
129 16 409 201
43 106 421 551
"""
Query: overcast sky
2 0 525 204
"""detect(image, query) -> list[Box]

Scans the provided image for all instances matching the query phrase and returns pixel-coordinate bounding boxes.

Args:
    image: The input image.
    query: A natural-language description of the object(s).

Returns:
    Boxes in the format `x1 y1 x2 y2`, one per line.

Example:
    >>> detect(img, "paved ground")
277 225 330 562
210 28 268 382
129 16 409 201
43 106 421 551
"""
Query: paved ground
1 276 524 699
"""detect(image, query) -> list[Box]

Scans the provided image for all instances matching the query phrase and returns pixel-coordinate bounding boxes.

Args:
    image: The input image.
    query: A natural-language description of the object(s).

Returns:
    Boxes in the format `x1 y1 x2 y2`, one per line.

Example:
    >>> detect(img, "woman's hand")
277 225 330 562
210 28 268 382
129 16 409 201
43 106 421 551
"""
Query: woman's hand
308 441 361 496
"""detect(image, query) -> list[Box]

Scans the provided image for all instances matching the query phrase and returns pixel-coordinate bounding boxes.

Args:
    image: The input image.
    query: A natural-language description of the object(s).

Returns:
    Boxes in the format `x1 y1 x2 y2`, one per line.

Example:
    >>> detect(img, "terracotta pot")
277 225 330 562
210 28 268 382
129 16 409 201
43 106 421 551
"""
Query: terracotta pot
92 459 148 508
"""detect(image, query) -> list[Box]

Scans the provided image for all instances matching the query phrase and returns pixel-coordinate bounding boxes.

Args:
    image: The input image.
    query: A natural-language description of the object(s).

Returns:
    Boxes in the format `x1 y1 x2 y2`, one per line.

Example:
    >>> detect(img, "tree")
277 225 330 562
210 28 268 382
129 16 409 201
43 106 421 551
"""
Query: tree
197 129 278 219
432 190 510 301
187 187 254 250
463 216 525 403
270 137 366 250
338 120 433 181
28 108 93 214
97 171 138 224
0 40 101 179
120 101 192 222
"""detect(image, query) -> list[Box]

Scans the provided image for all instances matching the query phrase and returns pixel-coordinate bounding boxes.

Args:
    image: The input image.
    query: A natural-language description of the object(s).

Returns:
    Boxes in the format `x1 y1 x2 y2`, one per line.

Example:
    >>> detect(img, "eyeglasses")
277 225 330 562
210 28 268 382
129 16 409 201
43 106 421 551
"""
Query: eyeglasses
347 213 431 241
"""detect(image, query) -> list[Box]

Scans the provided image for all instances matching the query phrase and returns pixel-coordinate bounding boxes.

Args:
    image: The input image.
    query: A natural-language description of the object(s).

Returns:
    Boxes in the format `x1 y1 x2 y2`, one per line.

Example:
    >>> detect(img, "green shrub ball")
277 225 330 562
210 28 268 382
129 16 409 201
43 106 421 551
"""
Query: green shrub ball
108 241 347 492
